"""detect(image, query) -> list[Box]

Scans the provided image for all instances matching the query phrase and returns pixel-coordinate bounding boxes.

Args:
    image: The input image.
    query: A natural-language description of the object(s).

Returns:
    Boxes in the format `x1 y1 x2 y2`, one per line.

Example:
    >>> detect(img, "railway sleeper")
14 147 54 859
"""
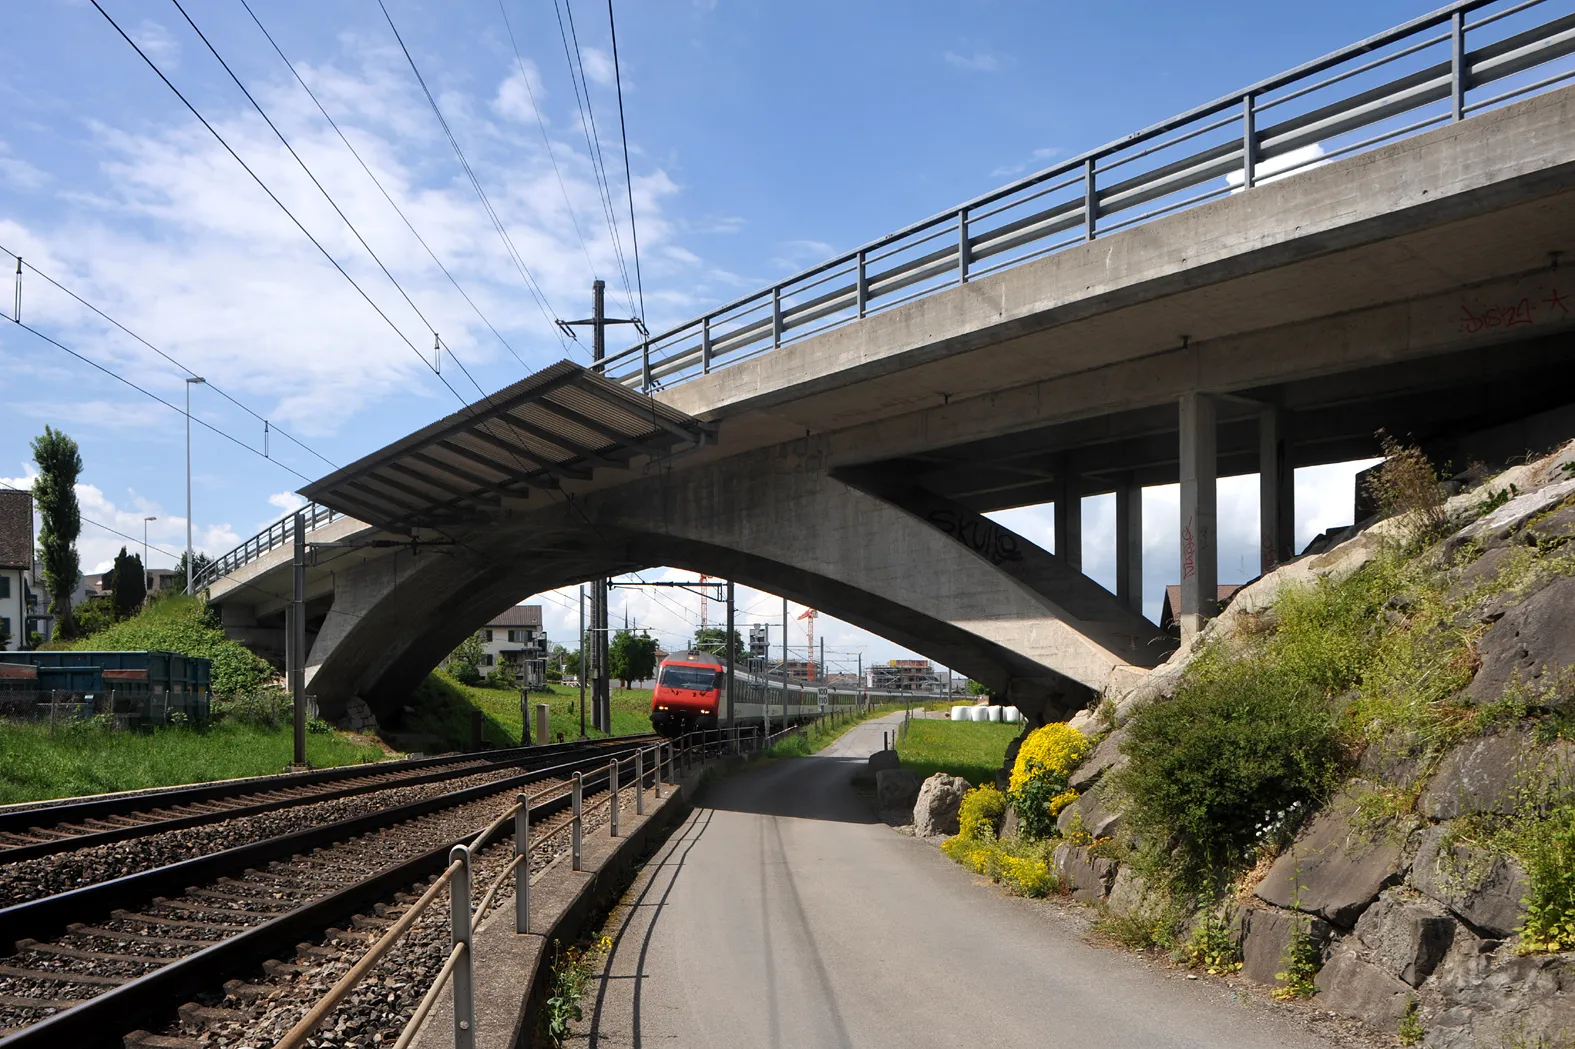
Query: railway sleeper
15 940 171 967
122 1030 201 1049
0 963 131 986
175 1002 246 1029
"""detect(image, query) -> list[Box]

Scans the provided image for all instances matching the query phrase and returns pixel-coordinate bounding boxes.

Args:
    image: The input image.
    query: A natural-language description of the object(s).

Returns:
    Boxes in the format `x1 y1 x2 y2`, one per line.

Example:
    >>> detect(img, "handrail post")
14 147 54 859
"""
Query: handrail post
635 748 645 815
449 844 476 1049
609 760 620 837
571 772 582 871
701 316 712 374
1451 9 1466 121
772 286 783 347
855 250 868 318
641 342 651 391
958 209 970 284
652 746 662 800
514 794 530 934
1084 156 1097 241
1242 92 1256 189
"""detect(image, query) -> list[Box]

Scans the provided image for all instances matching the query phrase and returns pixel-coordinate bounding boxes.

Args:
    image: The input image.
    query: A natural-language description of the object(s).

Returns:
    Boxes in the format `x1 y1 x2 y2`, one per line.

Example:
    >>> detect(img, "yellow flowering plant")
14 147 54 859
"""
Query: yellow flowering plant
1008 723 1090 839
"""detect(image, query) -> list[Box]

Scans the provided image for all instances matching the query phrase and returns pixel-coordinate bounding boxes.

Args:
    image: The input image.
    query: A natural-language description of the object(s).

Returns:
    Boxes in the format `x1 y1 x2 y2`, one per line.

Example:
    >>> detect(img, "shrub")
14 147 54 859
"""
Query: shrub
1179 912 1242 975
1367 432 1447 543
1113 642 1342 884
1008 723 1089 839
72 595 274 695
1511 804 1575 954
1398 997 1425 1045
957 784 1006 840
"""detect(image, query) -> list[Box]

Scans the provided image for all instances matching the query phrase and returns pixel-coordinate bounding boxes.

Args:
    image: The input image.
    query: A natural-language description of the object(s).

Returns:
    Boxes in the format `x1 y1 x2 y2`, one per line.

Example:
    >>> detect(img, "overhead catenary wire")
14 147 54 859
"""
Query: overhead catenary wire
4 314 313 483
0 242 338 473
88 0 469 407
606 0 644 321
374 0 576 360
551 0 636 316
494 0 599 289
236 0 534 375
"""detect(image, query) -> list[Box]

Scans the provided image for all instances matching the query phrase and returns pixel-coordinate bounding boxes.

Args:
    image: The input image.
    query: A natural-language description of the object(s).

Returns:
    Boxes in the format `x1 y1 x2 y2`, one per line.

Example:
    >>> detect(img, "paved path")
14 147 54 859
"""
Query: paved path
569 712 1348 1049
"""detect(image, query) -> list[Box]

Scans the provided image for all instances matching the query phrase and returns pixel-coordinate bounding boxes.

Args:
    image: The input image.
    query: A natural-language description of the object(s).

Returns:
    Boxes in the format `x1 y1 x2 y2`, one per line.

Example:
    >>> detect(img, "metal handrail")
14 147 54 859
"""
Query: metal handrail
600 0 1575 392
195 501 344 589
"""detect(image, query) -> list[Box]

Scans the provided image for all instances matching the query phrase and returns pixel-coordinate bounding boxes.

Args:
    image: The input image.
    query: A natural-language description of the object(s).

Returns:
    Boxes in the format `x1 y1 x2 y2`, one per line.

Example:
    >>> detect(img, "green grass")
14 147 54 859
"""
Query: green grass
405 674 654 751
895 719 1022 786
0 720 387 805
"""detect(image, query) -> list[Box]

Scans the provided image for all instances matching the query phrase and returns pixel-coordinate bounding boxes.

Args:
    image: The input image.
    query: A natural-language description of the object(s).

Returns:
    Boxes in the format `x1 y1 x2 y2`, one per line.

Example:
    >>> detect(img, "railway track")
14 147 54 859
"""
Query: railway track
0 737 611 865
0 735 659 1048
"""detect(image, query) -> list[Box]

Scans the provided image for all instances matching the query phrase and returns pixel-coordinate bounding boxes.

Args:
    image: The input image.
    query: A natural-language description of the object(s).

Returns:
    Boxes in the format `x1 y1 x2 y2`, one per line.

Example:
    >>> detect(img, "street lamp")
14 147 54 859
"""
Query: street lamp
143 516 157 597
185 377 206 594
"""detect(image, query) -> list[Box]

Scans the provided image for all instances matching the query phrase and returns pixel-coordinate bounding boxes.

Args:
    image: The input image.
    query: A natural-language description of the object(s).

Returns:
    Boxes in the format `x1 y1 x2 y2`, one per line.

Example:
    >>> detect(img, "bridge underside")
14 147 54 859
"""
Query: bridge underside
205 85 1575 730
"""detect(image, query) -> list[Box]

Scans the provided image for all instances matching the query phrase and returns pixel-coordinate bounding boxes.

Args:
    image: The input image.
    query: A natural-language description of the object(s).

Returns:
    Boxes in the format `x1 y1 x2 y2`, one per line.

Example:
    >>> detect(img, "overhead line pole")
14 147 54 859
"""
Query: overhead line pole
558 280 646 735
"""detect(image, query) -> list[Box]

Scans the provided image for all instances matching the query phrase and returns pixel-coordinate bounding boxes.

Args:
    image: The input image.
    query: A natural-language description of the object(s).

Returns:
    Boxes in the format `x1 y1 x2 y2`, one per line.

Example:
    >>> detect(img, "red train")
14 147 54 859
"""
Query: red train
649 651 829 736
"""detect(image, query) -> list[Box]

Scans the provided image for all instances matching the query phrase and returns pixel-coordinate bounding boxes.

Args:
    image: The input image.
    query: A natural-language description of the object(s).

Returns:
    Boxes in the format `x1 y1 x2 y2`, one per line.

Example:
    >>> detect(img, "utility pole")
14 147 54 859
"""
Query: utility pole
779 597 788 733
184 376 205 594
557 281 645 737
142 516 156 599
578 584 586 739
819 635 825 685
290 510 307 769
725 580 735 729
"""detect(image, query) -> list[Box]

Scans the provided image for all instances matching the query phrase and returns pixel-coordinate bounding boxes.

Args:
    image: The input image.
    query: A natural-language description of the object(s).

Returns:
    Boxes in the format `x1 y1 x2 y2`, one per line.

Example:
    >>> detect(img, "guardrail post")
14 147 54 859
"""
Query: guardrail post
514 794 530 934
571 772 582 871
1242 92 1256 189
609 760 620 837
1084 156 1097 241
449 844 476 1049
1450 9 1465 121
855 250 868 318
652 746 662 800
635 749 645 815
958 209 970 283
701 316 712 373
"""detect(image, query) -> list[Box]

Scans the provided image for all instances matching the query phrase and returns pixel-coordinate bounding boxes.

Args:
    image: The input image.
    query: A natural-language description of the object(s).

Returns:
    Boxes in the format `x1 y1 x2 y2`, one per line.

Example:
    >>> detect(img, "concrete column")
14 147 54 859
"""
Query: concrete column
1178 392 1218 642
1053 457 1082 573
1115 476 1143 617
1259 408 1295 571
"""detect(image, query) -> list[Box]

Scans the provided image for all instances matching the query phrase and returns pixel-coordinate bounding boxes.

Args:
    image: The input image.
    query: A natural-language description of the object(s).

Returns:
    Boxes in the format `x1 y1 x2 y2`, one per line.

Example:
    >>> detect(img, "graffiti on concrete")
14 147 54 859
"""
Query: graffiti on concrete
926 507 1024 565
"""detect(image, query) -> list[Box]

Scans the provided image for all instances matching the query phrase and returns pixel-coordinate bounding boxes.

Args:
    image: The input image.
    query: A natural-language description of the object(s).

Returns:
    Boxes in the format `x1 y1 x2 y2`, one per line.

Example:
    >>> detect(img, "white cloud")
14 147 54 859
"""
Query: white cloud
492 63 547 125
130 20 180 70
0 143 47 191
581 47 616 88
944 50 1000 72
0 34 702 443
267 490 307 515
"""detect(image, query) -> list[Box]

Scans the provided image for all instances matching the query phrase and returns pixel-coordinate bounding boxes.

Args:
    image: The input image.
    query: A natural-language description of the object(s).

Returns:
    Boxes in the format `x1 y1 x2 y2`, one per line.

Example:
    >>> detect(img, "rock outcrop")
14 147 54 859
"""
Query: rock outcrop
912 774 969 838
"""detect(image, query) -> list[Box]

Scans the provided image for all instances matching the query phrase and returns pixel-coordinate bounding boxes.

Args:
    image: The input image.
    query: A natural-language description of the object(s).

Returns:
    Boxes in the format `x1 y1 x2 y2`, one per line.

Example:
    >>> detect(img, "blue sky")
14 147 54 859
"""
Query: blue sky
0 0 1423 666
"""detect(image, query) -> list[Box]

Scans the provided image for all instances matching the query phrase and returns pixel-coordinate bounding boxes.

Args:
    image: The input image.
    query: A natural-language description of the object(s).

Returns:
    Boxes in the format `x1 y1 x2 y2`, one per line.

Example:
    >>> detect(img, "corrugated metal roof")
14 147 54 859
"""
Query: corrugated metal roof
300 361 712 529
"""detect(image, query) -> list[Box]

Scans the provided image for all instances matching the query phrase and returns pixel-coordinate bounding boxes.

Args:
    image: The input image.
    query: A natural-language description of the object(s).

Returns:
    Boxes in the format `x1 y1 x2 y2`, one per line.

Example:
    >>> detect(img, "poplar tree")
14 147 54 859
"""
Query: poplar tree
30 427 83 639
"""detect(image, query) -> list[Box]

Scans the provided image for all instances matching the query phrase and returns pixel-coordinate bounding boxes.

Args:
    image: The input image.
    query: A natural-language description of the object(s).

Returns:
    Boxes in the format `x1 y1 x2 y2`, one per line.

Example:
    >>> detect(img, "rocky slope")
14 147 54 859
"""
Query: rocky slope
1052 440 1575 1049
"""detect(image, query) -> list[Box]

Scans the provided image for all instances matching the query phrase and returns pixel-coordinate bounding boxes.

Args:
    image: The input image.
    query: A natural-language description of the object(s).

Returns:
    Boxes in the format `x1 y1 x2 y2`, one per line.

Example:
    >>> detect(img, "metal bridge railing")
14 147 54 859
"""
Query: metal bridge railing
195 501 343 590
598 0 1575 394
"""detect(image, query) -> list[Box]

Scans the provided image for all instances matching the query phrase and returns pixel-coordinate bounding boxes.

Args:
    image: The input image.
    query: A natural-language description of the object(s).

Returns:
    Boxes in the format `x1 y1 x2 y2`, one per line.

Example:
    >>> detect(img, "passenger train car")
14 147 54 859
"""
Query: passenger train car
650 651 836 736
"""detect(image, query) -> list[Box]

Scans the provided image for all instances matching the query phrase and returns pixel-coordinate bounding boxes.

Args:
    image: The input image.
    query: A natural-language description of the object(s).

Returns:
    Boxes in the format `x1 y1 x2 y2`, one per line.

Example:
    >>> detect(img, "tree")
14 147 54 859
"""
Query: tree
561 646 582 680
446 632 484 686
609 630 658 688
693 627 746 660
111 547 147 618
31 427 82 639
172 550 214 594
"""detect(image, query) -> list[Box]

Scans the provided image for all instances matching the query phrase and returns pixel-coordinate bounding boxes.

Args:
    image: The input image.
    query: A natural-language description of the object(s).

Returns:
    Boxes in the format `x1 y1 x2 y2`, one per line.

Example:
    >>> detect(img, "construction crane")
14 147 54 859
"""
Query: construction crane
698 573 711 634
798 607 818 682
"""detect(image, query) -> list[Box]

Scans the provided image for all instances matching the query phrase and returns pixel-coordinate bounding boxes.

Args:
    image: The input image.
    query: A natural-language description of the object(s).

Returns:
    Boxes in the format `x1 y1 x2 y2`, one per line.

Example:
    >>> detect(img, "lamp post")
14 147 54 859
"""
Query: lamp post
184 377 206 594
142 516 156 599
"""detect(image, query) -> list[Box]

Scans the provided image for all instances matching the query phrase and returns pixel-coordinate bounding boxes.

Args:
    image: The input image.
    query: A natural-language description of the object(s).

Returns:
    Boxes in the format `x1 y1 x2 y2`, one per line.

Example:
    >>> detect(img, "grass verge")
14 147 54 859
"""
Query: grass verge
895 719 1021 786
404 674 653 751
764 705 913 758
0 719 387 805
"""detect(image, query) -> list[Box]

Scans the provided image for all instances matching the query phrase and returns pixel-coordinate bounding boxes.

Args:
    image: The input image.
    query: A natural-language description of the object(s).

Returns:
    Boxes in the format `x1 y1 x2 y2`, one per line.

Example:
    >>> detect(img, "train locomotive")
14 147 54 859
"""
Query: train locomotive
649 651 830 736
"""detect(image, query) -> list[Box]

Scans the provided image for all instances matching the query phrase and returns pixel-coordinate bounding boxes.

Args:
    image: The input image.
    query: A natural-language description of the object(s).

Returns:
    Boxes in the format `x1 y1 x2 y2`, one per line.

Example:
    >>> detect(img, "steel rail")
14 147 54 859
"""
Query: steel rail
0 735 636 864
0 739 653 1049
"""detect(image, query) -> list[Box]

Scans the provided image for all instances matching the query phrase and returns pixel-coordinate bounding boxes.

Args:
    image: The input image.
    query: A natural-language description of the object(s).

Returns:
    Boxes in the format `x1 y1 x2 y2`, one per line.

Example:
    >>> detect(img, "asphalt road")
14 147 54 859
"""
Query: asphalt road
569 711 1351 1049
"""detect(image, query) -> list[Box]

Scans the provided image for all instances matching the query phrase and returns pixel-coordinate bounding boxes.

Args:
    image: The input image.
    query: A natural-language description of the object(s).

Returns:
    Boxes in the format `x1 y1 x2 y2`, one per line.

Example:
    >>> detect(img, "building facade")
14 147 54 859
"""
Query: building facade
865 659 940 693
0 490 49 651
478 605 548 681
